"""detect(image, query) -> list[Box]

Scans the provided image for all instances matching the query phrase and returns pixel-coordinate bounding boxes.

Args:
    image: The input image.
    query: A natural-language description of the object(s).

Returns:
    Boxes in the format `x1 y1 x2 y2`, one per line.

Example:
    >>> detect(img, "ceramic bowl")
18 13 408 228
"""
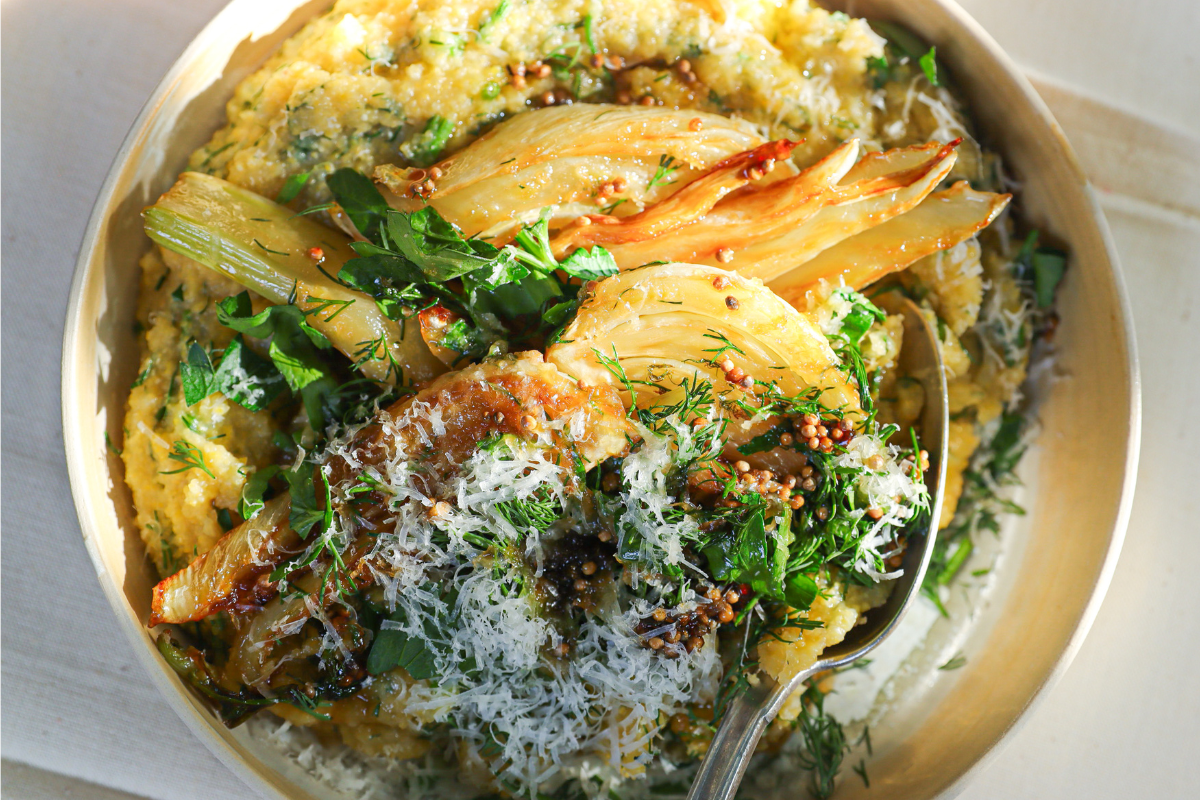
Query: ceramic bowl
62 0 1140 797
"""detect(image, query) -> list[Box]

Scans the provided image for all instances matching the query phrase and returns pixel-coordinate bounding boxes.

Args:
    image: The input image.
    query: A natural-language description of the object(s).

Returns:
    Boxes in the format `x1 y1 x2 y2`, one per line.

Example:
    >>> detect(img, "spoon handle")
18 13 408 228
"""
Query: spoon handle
686 666 820 800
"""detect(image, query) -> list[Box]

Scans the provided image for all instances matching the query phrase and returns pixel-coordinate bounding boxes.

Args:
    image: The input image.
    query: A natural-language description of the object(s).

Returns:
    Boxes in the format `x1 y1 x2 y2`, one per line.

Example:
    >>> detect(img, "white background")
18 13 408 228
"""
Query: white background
2 0 1198 797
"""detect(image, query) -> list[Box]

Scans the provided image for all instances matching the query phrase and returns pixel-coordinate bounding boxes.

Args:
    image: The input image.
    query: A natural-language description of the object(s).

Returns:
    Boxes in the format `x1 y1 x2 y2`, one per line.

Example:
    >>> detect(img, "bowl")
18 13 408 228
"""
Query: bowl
62 1 1140 797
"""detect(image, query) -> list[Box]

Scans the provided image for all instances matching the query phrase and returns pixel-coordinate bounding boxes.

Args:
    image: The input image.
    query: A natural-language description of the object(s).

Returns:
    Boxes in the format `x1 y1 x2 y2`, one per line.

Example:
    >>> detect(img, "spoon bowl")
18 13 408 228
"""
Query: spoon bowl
687 295 949 800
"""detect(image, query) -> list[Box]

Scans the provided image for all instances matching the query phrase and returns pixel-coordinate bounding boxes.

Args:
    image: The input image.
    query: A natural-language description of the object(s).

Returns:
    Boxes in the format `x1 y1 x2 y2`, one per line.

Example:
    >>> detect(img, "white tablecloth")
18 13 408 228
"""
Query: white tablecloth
3 1 1198 798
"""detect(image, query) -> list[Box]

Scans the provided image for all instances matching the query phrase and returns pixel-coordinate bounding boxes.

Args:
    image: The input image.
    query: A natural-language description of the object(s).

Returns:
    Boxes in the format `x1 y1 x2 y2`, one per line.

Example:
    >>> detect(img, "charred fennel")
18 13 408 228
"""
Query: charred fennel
144 172 446 385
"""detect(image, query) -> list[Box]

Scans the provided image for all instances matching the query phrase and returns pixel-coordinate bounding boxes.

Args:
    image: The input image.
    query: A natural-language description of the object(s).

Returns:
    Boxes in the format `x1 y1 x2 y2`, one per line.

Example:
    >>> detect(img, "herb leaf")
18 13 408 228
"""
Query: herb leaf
510 210 617 280
367 608 439 679
868 20 930 62
240 465 281 520
838 292 886 344
826 288 886 412
181 336 287 411
702 506 794 602
647 155 679 190
327 168 391 243
558 245 619 281
216 292 332 393
784 572 819 611
276 171 311 204
939 652 967 671
131 358 154 389
284 461 332 539
402 115 454 168
987 410 1025 480
867 54 892 89
734 510 775 593
580 14 597 53
382 207 518 282
180 341 216 405
221 338 280 406
737 423 791 456
1032 247 1066 308
919 46 940 87
795 686 850 800
216 292 329 347
336 251 426 313
327 172 588 361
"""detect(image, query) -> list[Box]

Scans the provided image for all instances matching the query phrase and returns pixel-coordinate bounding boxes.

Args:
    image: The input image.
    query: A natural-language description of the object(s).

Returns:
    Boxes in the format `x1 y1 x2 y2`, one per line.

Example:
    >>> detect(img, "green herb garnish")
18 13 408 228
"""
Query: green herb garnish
367 606 440 679
939 652 967 671
275 171 311 204
477 0 509 39
403 115 454 168
919 46 940 87
179 336 286 411
647 155 679 189
160 439 215 478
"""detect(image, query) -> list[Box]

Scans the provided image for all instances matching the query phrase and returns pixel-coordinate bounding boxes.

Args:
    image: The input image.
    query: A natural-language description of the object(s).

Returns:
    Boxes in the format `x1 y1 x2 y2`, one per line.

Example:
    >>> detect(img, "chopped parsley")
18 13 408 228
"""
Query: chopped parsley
919 46 940 87
325 169 619 361
179 336 286 411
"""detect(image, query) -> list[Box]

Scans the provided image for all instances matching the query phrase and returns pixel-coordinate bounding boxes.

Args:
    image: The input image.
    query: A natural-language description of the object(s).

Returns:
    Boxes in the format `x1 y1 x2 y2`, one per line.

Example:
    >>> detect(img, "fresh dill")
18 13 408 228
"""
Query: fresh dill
579 14 597 52
794 686 851 800
130 358 154 389
852 759 870 787
275 171 311 203
304 295 355 322
160 439 215 479
494 489 562 535
647 155 679 190
252 239 289 256
352 334 404 381
600 198 627 214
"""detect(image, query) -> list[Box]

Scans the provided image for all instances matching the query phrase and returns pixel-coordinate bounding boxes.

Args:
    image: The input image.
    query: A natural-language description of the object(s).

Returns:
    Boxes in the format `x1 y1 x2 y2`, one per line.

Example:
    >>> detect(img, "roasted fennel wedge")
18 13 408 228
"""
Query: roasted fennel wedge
149 352 631 627
589 140 959 277
546 263 860 416
372 104 772 240
769 181 1012 305
150 495 298 625
549 139 801 255
144 172 445 385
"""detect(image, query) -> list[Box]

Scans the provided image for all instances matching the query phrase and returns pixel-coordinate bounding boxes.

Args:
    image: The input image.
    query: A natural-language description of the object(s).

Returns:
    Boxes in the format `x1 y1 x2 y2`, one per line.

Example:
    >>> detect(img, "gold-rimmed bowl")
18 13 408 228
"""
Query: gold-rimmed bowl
62 1 1140 797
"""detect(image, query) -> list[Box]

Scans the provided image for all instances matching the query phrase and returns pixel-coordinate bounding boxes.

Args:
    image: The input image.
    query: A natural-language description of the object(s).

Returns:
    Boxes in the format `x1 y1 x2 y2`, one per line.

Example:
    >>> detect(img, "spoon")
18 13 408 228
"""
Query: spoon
686 295 949 800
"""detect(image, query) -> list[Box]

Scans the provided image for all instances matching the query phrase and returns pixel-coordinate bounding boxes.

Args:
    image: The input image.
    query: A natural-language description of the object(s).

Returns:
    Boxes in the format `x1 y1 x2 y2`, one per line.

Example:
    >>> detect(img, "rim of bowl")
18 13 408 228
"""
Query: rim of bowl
61 3 315 795
895 2 1140 794
61 0 1141 797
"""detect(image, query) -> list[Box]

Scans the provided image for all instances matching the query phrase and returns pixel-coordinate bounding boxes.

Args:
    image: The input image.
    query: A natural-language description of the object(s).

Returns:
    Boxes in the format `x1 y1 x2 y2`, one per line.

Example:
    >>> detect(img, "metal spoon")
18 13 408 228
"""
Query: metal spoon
686 295 949 800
